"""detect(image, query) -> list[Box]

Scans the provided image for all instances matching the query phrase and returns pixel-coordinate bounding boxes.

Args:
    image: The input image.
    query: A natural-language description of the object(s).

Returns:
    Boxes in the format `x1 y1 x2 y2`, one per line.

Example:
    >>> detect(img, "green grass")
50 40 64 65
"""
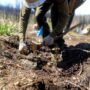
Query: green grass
0 9 19 35
0 21 18 35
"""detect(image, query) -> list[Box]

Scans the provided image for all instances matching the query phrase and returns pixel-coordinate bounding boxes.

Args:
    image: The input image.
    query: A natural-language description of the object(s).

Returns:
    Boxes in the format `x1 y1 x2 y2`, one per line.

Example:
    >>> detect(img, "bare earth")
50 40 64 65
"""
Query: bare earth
0 32 90 90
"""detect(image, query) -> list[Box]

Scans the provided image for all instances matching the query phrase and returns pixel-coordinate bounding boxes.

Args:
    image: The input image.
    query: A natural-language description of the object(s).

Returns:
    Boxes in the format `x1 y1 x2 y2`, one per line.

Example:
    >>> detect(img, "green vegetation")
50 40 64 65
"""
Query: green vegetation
0 21 18 35
0 9 19 35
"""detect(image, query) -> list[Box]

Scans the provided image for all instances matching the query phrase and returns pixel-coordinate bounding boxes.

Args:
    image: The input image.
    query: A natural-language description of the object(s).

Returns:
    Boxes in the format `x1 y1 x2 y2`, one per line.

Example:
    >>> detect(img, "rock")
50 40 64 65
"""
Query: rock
19 59 37 69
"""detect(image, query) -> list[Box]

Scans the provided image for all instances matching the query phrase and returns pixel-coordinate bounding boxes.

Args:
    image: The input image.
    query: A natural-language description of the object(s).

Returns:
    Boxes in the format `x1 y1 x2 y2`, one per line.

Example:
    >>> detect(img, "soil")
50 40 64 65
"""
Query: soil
0 33 90 90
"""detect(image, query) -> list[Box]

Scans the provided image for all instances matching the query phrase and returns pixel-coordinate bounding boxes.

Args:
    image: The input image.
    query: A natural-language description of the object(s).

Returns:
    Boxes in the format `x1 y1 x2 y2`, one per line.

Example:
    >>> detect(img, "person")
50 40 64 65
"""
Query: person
65 0 86 31
48 0 86 48
19 0 45 51
19 0 69 51
36 0 69 49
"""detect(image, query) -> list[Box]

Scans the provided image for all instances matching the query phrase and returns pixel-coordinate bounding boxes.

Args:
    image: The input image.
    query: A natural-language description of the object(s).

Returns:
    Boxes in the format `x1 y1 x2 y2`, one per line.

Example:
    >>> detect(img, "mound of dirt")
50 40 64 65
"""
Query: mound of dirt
0 34 90 90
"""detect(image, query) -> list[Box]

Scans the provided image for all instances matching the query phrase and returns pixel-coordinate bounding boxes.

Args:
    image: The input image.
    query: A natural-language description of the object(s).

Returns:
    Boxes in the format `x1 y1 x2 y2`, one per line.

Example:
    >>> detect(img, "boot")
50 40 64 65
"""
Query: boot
54 37 67 51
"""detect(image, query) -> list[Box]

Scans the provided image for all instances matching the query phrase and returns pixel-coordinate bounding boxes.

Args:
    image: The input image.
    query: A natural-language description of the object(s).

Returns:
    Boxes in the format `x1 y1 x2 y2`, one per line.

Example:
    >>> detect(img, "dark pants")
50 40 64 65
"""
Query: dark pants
20 0 69 47
51 0 69 37
35 0 52 37
65 0 86 31
35 0 69 47
36 0 69 38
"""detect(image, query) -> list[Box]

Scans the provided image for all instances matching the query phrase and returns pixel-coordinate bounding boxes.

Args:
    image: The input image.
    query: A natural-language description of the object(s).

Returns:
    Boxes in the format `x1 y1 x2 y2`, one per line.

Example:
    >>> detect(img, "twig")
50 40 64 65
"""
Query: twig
2 59 24 70
78 63 83 76
64 80 89 90
64 23 83 35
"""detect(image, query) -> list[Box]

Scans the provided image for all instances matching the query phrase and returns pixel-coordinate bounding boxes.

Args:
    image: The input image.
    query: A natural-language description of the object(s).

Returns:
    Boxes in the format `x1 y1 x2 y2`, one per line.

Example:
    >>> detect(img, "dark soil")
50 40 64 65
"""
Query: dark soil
0 33 90 90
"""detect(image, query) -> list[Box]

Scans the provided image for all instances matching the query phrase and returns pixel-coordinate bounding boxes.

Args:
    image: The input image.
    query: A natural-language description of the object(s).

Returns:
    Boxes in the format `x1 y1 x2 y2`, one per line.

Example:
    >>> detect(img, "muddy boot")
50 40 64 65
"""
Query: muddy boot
54 38 67 51
43 29 50 38
43 30 55 49
43 34 55 49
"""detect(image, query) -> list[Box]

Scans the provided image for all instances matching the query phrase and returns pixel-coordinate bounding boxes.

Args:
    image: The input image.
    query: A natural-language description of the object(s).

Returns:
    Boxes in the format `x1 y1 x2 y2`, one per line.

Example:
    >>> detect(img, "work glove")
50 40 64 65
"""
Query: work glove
43 35 54 46
19 40 27 51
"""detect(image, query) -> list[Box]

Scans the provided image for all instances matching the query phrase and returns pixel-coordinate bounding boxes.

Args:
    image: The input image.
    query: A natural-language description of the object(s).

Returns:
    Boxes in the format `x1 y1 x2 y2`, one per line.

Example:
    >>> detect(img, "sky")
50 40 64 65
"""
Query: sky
75 0 90 15
0 0 90 15
0 0 21 9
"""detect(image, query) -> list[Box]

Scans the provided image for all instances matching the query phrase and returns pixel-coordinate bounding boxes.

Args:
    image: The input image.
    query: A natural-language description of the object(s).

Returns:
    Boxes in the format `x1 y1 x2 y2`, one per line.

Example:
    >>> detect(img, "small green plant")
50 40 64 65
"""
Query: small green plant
0 21 18 35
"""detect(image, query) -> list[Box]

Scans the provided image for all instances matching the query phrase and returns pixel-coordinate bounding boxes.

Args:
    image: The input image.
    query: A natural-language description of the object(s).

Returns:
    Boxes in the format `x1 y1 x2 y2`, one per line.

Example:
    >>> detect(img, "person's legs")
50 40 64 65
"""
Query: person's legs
20 5 31 41
51 0 69 37
65 12 74 31
19 6 31 51
35 0 52 37
51 4 58 30
51 0 69 48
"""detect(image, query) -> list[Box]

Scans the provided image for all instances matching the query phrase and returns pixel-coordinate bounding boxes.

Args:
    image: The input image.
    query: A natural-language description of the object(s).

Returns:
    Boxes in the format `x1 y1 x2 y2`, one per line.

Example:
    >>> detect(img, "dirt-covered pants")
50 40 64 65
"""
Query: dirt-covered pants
20 0 69 40
20 6 31 40
36 0 69 37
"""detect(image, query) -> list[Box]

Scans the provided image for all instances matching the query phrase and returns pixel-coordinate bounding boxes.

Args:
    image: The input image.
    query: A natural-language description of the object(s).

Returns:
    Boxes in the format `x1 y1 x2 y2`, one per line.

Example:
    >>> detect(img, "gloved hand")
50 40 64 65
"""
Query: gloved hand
43 35 54 45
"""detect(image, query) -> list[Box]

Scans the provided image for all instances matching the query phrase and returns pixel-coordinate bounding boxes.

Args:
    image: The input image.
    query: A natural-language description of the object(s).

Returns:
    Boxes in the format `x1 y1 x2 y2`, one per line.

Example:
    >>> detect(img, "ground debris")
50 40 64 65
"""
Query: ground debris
0 34 90 90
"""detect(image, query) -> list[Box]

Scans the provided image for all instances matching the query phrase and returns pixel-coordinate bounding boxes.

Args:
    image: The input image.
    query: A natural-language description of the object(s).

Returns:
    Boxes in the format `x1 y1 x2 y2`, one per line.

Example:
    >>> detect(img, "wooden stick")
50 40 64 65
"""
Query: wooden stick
64 23 83 35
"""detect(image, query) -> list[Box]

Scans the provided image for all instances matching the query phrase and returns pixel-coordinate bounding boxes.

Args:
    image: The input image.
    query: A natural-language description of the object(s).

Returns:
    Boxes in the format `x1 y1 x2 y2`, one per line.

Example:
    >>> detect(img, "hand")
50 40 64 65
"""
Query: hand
43 35 54 45
33 24 38 30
